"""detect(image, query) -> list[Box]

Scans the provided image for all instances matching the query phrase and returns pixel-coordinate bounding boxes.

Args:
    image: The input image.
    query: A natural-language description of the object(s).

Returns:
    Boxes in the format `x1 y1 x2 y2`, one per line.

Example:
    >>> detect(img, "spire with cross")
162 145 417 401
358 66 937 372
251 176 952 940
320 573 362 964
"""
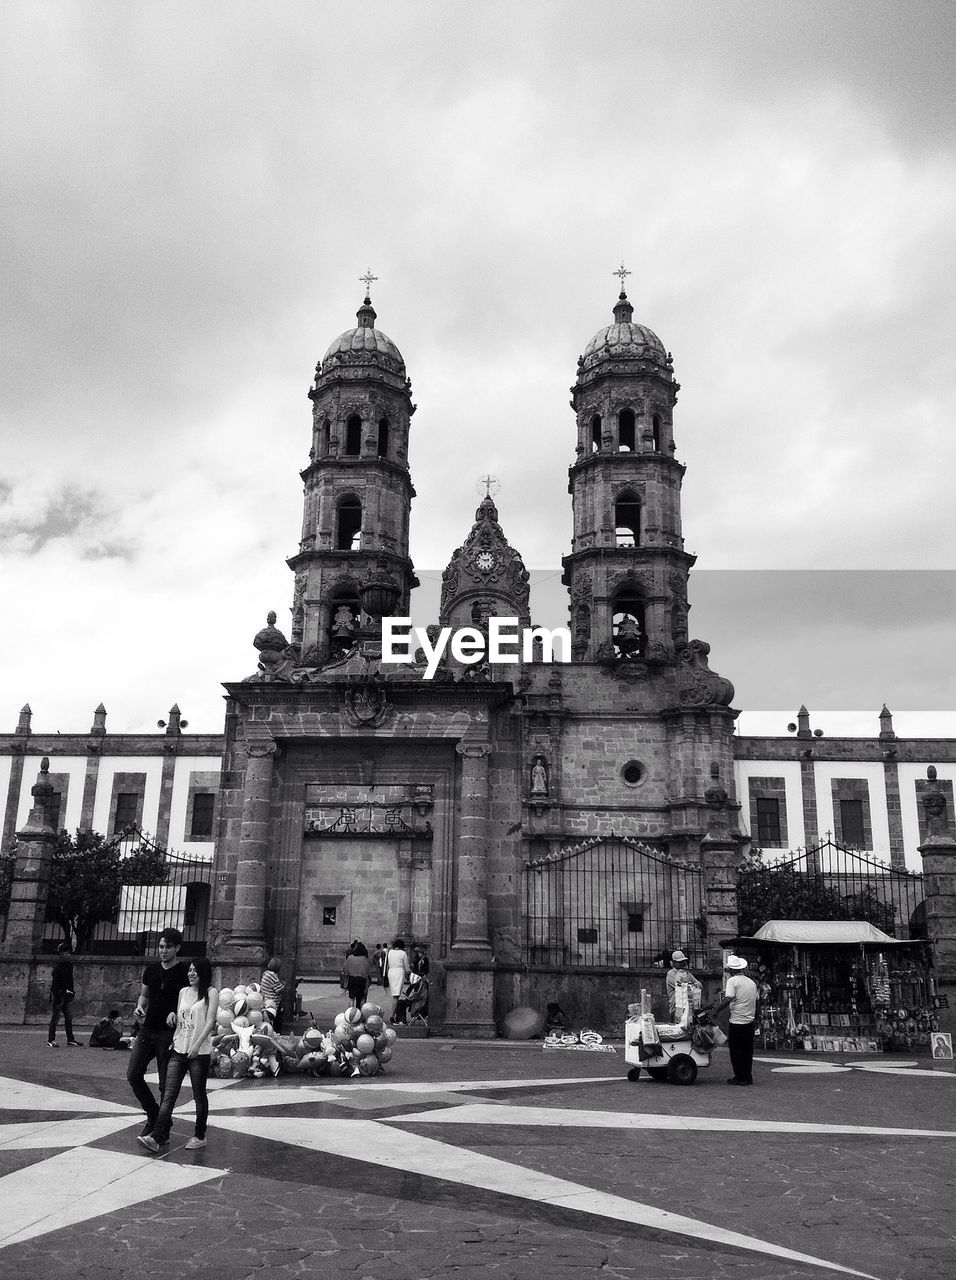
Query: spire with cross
613 260 631 296
359 269 378 301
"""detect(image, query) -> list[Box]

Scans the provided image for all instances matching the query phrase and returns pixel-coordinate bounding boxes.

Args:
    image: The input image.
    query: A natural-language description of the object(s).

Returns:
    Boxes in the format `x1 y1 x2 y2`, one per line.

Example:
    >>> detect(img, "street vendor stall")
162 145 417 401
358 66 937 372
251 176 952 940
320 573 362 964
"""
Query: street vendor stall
726 920 940 1055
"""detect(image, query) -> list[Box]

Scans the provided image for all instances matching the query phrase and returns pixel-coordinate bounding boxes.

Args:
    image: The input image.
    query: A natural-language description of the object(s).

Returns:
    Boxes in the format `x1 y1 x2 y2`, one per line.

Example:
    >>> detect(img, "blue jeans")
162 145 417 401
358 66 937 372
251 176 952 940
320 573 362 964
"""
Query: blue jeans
150 1051 210 1143
126 1026 174 1125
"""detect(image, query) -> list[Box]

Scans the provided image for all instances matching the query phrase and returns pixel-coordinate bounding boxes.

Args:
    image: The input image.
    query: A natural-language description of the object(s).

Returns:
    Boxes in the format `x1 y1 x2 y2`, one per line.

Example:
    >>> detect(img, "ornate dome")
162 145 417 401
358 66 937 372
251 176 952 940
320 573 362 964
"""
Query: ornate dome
578 291 671 380
319 296 406 378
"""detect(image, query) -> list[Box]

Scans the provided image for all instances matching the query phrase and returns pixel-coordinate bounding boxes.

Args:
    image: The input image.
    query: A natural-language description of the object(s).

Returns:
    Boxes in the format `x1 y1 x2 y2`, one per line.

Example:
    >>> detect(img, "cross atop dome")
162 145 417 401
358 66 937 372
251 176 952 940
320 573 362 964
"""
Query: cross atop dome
613 260 631 296
359 268 378 302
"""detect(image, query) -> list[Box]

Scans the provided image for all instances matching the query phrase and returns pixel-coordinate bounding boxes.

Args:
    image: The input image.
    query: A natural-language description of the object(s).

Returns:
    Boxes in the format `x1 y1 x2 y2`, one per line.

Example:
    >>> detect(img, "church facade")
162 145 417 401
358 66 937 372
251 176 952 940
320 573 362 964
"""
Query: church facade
3 287 955 1032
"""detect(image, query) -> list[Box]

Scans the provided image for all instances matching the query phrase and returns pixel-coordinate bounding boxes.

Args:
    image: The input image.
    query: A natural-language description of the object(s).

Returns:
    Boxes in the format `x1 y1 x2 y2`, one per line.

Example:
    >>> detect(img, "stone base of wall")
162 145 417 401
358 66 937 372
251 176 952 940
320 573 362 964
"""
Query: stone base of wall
494 965 724 1037
0 955 152 1026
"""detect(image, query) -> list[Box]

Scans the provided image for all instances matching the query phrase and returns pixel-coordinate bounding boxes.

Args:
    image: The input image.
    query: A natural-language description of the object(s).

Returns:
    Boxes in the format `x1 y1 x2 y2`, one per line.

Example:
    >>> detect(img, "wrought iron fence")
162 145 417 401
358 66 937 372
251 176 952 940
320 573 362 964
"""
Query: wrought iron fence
522 836 705 968
41 828 212 956
737 837 925 940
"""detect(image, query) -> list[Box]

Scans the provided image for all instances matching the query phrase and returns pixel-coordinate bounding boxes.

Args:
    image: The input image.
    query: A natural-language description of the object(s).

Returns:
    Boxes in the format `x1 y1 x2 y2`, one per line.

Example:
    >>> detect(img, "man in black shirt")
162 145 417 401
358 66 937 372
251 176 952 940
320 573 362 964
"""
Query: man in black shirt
47 941 81 1048
126 927 190 1138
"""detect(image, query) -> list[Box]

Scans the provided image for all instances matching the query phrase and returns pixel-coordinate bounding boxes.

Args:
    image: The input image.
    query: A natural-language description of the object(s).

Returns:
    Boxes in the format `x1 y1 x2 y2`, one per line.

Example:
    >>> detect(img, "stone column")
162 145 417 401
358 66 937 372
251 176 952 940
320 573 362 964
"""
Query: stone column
443 735 495 1037
223 736 276 966
2 757 57 955
396 840 414 939
700 769 748 970
452 739 493 954
918 766 956 1037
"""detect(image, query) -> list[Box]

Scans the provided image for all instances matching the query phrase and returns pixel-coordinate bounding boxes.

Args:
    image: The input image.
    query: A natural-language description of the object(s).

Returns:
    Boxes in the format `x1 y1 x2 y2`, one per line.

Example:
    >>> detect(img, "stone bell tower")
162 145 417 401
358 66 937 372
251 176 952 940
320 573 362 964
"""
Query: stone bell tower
288 282 418 665
561 276 694 664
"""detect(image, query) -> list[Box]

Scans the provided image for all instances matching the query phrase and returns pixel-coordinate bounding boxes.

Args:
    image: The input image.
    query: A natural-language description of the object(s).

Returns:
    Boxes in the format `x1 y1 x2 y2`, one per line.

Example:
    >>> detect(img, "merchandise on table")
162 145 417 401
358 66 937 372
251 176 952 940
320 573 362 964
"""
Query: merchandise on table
729 921 938 1054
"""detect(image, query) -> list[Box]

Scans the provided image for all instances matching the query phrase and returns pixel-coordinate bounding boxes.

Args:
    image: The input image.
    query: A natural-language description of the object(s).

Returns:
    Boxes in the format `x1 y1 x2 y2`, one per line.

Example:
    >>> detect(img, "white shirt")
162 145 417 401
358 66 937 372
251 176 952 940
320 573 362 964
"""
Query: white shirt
724 973 758 1025
172 987 214 1055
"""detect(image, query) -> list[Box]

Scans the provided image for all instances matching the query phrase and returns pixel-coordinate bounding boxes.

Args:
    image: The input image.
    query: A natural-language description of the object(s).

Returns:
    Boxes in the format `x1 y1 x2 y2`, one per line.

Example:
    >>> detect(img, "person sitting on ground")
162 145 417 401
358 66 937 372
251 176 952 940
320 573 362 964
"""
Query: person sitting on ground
666 949 702 1019
89 1008 124 1049
543 1001 568 1035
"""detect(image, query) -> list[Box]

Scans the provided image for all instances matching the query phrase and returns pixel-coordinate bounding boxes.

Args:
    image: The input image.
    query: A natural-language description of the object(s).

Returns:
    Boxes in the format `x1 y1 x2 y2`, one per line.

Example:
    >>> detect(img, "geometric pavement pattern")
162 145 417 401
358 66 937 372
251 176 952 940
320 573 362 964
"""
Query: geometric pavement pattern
1 1058 954 1278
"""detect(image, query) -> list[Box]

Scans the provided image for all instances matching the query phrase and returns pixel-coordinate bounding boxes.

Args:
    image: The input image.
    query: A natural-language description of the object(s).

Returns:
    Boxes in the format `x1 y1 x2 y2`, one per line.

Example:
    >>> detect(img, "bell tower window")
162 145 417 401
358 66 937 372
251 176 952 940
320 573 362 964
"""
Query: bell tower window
377 418 389 457
612 595 645 659
652 414 662 452
345 415 362 456
336 496 362 550
618 409 636 452
614 491 641 547
328 593 360 655
322 418 331 456
590 414 601 452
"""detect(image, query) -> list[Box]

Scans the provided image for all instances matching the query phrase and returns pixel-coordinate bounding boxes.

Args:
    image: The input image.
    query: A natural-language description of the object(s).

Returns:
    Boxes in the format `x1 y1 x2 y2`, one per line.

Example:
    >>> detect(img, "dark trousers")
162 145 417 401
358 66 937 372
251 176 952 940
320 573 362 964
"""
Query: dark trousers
150 1051 210 1143
48 997 74 1043
126 1027 174 1125
728 1021 756 1083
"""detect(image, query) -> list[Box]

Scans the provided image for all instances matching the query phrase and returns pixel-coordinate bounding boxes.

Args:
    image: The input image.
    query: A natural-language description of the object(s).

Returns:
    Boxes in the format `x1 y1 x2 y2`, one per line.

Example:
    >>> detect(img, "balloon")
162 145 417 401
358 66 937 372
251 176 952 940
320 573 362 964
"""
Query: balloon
248 982 261 993
332 1025 351 1046
373 1033 389 1052
232 1015 250 1029
218 988 235 1007
358 1054 380 1075
334 1012 348 1027
364 1014 384 1035
233 996 248 1016
234 985 248 997
215 1008 232 1025
304 1027 323 1046
231 1051 251 1078
384 1027 398 1045
376 1045 392 1063
247 1009 263 1026
214 1054 233 1078
245 991 264 1011
260 1020 273 1037
360 1002 384 1021
344 1007 363 1025
349 1024 366 1041
355 1033 376 1056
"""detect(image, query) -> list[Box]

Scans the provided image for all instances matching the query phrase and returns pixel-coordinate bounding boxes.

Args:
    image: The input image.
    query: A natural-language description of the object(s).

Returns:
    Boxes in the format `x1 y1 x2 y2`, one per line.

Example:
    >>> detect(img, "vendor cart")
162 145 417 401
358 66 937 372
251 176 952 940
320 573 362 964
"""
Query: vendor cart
624 987 716 1085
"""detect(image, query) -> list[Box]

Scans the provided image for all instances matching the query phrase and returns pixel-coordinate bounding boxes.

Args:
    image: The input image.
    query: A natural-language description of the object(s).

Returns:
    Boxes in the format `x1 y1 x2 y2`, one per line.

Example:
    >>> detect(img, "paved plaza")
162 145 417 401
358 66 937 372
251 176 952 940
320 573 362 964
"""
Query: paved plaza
0 1026 953 1280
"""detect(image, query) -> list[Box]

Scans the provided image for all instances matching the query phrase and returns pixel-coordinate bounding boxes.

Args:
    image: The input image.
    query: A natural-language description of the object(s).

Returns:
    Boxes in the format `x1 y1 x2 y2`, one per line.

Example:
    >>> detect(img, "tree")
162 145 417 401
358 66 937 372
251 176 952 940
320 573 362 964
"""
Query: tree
737 850 900 938
47 829 168 949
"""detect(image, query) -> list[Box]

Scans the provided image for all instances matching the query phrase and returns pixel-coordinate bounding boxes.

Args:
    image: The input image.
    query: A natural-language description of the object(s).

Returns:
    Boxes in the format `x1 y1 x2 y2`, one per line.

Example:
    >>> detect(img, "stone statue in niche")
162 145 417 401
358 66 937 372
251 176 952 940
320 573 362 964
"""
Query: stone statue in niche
530 755 549 798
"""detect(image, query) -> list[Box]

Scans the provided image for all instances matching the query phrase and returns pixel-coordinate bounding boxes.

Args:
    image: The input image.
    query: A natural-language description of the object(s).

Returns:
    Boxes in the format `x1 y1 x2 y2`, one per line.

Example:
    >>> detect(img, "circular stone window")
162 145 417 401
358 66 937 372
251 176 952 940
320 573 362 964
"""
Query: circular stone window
622 760 644 786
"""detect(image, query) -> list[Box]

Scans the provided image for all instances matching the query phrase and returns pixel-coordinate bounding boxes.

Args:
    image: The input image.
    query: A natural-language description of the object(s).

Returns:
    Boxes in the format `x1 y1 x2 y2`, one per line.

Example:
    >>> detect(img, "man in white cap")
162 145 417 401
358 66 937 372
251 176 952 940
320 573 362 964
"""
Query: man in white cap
665 949 701 1020
712 955 758 1085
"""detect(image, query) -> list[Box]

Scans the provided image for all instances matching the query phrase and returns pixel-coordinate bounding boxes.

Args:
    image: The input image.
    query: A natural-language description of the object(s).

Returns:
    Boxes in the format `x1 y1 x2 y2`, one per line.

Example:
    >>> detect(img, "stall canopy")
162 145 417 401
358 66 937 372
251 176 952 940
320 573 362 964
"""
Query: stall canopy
741 920 907 945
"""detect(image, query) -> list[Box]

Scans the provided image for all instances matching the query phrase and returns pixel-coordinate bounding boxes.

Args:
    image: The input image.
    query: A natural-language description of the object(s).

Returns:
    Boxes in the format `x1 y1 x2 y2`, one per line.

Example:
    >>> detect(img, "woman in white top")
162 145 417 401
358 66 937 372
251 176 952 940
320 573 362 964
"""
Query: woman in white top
385 938 411 1023
139 957 219 1152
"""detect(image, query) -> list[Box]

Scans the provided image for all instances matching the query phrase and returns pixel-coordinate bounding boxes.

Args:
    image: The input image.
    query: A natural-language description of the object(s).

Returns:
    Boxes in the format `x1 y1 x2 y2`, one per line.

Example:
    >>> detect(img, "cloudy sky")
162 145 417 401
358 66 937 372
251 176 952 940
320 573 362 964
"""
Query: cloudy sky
2 1 954 738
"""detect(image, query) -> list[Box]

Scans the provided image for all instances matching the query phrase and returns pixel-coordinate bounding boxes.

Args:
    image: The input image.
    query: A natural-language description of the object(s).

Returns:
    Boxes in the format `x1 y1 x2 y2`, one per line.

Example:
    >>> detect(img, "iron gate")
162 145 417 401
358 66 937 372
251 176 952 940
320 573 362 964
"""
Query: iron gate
737 837 925 940
522 836 705 968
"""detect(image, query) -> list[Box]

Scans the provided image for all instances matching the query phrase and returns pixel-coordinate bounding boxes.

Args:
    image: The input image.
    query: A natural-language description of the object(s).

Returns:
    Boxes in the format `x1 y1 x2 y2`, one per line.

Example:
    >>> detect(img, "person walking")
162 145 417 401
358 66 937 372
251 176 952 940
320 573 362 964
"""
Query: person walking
126 927 190 1139
385 938 411 1023
342 942 372 1009
48 941 82 1048
259 956 285 1032
139 957 219 1153
712 954 759 1085
371 943 386 985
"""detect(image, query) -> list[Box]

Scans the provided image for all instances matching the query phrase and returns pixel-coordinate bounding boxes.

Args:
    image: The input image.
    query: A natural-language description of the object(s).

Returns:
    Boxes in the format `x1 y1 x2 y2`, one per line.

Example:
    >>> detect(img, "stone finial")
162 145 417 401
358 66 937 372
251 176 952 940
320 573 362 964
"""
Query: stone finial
15 704 32 736
879 704 896 741
612 291 634 325
796 706 812 740
254 612 287 655
164 704 183 735
27 757 56 829
921 766 949 839
90 704 107 737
